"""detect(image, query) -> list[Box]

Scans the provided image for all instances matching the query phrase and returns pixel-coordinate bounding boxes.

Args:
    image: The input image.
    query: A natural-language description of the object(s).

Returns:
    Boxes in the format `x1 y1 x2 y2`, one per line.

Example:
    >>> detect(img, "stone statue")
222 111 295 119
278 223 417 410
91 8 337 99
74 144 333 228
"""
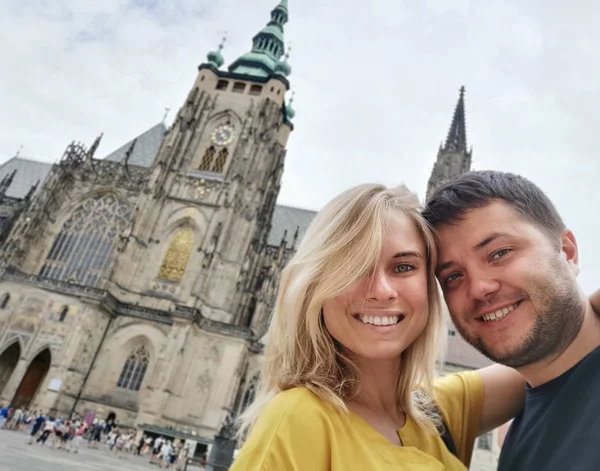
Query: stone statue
218 410 237 439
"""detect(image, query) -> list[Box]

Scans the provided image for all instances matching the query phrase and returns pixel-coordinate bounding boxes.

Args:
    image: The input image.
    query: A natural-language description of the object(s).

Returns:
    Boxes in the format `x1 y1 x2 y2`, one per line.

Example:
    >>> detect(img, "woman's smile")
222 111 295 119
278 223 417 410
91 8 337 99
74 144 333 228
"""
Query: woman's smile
352 312 406 334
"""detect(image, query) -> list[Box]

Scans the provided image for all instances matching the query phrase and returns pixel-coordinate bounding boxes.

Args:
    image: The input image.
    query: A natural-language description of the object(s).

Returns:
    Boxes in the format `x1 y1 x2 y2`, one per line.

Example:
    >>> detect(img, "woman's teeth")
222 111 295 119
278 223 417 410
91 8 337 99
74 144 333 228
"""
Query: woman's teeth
481 303 518 322
357 314 403 326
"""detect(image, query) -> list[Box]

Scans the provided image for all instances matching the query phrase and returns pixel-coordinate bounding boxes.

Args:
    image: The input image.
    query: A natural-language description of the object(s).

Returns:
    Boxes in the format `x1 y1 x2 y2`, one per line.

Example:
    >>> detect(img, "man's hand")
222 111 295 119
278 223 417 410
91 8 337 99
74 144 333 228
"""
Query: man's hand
591 290 600 314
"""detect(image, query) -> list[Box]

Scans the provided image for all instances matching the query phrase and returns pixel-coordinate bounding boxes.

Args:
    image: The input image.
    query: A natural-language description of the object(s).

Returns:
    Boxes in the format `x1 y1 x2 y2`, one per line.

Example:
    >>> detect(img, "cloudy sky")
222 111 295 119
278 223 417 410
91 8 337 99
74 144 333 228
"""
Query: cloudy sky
1 0 599 293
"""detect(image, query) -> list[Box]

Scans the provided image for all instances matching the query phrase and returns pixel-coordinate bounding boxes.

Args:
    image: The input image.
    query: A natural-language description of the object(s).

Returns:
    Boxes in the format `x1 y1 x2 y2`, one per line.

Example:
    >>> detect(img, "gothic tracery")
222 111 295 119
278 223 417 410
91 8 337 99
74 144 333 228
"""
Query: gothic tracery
40 194 130 287
117 345 150 392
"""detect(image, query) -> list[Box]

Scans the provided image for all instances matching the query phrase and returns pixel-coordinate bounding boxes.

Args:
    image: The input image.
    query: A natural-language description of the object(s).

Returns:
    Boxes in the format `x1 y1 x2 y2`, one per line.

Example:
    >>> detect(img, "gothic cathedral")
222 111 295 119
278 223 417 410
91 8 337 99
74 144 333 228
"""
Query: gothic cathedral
0 0 485 457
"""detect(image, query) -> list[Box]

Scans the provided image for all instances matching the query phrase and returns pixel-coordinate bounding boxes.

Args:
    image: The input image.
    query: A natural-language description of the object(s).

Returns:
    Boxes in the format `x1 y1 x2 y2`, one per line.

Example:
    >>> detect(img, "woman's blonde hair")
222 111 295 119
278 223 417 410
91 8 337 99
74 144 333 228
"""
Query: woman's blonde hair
240 184 445 435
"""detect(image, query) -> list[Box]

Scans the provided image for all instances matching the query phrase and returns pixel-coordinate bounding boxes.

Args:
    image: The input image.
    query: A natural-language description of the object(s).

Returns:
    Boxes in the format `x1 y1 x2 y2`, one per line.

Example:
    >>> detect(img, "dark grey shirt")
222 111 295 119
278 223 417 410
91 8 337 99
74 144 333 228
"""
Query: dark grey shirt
498 345 600 471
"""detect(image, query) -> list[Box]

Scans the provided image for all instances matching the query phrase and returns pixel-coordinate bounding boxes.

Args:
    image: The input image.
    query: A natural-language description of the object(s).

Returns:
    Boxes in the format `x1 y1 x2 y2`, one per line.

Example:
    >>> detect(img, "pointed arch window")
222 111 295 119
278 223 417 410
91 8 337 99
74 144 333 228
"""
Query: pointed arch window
213 148 229 173
158 227 194 282
198 146 229 174
40 194 130 287
117 345 149 391
199 146 216 171
241 374 259 413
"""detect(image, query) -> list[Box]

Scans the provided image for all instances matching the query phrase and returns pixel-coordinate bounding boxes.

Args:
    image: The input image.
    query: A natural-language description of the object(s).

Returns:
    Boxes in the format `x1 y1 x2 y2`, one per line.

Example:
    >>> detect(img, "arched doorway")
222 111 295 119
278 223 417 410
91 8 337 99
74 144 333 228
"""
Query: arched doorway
0 342 21 395
106 411 116 426
11 349 51 410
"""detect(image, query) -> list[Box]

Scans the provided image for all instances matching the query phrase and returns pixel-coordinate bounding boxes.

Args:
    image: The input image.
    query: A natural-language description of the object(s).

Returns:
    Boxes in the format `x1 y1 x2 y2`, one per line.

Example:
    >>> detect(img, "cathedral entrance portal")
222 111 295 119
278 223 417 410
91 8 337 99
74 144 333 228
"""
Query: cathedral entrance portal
0 342 20 396
106 411 116 427
11 349 51 410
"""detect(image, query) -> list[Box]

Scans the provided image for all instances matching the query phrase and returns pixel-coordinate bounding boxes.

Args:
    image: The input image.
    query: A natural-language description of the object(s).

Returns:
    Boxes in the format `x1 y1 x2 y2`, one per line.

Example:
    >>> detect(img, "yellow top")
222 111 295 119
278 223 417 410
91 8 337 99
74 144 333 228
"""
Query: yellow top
231 371 483 471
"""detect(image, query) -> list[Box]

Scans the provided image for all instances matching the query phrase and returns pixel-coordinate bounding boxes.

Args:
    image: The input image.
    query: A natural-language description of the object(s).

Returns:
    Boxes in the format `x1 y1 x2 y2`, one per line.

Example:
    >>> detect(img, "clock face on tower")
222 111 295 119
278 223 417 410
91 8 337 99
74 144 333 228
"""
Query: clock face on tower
210 124 235 146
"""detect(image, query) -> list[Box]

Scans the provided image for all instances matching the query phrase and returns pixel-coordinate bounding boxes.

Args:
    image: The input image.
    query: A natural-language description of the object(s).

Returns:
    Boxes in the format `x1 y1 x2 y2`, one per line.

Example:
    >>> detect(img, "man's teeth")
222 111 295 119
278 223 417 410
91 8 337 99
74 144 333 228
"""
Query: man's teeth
358 314 402 326
481 303 518 322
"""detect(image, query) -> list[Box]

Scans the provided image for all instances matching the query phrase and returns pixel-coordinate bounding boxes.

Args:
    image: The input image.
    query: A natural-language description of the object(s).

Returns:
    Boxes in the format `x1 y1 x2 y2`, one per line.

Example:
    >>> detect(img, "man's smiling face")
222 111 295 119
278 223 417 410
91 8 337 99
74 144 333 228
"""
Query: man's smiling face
435 200 583 368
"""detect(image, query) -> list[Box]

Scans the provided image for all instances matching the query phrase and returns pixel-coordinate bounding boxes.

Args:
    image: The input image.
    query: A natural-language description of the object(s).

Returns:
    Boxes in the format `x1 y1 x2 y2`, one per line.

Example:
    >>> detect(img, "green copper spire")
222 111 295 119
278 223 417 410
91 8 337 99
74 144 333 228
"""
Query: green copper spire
207 36 226 68
228 0 289 78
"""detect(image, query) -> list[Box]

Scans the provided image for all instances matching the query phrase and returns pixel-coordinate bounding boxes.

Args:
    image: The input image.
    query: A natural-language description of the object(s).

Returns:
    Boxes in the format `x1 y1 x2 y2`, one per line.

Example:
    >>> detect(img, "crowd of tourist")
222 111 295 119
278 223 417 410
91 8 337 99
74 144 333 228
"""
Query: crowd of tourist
0 404 196 469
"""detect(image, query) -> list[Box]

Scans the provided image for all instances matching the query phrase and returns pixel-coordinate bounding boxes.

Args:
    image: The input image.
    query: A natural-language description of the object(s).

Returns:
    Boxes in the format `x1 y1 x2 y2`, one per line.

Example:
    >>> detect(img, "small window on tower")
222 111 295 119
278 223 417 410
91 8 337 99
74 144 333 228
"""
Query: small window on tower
0 293 10 309
249 85 263 96
200 75 205 82
277 89 281 95
59 306 68 322
216 80 229 91
233 82 246 93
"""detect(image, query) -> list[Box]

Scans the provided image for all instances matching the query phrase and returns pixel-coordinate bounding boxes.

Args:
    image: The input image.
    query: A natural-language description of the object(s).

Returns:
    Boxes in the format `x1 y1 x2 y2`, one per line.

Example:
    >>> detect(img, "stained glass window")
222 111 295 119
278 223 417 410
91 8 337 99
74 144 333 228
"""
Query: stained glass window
40 194 130 286
199 147 216 171
213 148 229 173
198 146 228 174
117 345 149 391
158 227 194 282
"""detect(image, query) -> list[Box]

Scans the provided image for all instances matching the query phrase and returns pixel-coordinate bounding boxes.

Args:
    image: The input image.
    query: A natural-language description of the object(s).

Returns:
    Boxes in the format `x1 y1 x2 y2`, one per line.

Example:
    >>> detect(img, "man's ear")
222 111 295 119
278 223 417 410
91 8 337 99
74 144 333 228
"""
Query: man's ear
561 229 579 276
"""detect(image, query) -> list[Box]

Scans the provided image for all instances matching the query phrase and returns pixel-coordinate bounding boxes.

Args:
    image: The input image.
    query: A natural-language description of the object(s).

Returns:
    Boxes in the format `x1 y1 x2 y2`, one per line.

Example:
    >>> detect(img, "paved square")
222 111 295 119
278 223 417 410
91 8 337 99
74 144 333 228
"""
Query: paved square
0 429 188 471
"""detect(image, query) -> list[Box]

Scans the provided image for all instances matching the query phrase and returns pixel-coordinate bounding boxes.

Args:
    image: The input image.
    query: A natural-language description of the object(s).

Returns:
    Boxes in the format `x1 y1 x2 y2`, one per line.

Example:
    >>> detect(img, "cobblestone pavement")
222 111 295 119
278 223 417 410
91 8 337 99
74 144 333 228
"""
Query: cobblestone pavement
0 429 176 471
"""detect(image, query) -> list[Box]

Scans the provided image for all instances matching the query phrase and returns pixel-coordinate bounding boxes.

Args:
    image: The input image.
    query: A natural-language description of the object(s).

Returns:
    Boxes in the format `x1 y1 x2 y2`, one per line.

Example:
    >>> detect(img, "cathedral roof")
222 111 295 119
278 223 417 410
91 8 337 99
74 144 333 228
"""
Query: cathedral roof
104 122 167 167
268 204 316 247
0 157 52 198
0 122 315 249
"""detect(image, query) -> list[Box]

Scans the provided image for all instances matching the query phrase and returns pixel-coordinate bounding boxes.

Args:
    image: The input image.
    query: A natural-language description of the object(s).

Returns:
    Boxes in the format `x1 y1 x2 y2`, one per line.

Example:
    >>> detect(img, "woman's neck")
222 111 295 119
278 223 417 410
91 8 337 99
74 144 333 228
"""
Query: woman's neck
351 356 403 419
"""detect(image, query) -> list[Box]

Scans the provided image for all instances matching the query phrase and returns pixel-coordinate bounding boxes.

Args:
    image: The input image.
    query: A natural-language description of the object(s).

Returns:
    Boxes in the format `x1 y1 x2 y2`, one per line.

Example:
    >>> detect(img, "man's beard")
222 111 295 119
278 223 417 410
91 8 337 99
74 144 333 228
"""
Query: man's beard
457 258 585 369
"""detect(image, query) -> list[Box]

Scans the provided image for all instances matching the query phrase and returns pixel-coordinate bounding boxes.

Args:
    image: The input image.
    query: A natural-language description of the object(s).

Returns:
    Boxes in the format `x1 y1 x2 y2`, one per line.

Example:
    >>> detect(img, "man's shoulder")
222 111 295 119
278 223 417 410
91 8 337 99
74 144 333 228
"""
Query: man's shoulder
498 346 600 470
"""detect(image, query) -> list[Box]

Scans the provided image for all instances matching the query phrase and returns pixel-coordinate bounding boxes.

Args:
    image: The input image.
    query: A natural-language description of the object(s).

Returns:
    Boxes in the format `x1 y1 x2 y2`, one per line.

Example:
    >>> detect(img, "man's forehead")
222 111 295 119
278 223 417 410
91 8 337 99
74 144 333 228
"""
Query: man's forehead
435 203 524 237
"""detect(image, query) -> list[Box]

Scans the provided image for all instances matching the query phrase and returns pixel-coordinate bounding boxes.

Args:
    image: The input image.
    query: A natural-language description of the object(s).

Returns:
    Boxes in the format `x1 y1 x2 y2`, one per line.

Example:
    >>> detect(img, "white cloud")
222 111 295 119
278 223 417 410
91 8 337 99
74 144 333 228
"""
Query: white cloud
0 0 598 293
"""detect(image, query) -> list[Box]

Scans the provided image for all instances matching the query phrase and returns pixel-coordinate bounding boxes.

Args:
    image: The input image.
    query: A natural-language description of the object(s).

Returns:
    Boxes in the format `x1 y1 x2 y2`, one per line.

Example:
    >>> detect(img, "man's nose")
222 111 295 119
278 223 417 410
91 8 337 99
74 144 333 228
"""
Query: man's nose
468 272 501 301
367 272 397 301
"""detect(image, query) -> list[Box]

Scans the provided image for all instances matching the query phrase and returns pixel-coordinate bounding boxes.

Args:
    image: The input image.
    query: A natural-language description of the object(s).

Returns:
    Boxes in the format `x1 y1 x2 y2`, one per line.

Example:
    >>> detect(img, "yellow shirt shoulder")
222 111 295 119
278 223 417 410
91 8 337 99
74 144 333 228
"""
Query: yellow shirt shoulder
231 371 483 471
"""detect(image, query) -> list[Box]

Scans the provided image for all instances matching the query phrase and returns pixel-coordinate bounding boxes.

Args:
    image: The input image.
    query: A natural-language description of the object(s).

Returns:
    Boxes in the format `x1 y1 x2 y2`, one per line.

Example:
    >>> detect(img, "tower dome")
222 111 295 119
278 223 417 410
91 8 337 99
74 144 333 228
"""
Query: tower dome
274 51 292 77
207 37 226 68
285 92 296 120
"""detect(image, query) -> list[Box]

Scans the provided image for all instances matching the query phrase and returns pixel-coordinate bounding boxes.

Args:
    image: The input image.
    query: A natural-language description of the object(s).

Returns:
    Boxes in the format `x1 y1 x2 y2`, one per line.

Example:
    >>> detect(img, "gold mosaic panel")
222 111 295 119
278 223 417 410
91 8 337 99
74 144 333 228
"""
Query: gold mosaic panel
158 227 194 282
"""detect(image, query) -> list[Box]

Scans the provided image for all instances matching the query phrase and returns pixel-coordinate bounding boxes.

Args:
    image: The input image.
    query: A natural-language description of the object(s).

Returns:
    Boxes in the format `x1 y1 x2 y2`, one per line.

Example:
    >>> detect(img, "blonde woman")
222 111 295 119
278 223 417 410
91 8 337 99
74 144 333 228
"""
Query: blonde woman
231 184 525 470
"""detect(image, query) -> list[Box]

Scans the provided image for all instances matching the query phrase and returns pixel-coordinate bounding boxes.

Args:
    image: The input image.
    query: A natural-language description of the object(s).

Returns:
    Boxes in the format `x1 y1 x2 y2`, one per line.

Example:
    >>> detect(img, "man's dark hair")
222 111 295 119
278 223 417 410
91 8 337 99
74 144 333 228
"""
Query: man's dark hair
423 170 566 242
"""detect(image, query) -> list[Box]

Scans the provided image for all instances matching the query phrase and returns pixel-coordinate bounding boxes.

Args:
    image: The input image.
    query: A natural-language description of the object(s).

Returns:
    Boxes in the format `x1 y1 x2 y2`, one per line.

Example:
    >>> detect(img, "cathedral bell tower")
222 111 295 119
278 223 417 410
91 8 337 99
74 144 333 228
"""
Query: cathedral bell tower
114 0 295 337
426 87 472 200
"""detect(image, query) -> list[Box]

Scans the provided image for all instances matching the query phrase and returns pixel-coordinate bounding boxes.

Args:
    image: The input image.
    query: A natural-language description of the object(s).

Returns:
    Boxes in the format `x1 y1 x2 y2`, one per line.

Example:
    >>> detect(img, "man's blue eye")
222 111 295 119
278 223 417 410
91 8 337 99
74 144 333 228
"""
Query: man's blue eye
492 249 510 260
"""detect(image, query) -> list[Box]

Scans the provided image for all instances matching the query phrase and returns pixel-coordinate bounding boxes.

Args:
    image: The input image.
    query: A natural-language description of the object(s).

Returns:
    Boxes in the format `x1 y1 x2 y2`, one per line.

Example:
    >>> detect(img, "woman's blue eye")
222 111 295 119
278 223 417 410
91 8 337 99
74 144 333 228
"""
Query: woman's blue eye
394 264 414 273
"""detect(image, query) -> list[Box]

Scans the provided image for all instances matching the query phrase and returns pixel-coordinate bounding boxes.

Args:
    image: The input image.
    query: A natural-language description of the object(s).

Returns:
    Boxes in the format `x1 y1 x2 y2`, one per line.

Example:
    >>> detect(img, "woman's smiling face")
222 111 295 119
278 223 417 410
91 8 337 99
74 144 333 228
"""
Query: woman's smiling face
322 211 430 362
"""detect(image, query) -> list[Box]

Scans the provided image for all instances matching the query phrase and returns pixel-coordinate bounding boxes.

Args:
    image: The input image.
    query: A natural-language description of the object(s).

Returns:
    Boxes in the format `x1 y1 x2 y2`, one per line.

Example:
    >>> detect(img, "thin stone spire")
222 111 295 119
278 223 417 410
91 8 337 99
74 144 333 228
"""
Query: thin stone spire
426 86 473 201
444 86 467 153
